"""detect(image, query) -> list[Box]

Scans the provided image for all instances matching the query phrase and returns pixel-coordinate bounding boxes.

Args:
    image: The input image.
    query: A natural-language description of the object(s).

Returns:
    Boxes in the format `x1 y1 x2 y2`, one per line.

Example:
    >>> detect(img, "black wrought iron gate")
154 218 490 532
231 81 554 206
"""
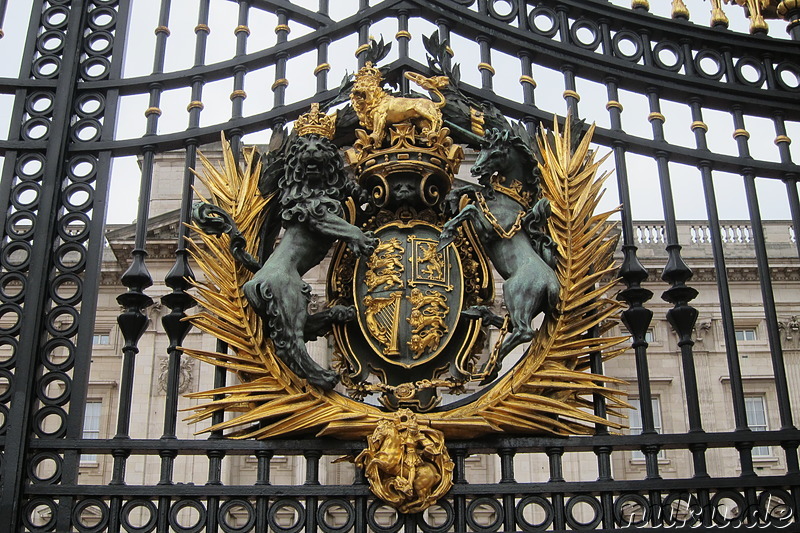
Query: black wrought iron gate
0 0 799 531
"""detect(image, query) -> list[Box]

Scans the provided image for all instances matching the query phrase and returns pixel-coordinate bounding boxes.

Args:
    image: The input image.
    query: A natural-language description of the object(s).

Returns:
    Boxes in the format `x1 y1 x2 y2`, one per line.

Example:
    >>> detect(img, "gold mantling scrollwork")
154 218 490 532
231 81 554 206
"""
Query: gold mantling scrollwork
346 409 454 514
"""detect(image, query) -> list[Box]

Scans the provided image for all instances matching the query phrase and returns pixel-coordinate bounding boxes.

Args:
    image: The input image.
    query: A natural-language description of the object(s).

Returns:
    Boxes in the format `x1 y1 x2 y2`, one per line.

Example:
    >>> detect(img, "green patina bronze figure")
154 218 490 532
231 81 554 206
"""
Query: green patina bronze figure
193 105 378 390
440 126 560 382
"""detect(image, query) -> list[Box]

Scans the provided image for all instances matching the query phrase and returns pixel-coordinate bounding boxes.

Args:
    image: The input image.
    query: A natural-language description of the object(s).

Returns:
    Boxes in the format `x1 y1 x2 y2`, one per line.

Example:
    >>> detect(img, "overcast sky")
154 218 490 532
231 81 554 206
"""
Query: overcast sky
0 0 797 225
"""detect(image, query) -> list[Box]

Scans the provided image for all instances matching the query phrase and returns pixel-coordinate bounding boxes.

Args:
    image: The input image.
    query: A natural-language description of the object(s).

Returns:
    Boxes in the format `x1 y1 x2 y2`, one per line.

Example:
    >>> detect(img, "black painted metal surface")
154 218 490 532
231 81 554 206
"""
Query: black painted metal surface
0 0 799 531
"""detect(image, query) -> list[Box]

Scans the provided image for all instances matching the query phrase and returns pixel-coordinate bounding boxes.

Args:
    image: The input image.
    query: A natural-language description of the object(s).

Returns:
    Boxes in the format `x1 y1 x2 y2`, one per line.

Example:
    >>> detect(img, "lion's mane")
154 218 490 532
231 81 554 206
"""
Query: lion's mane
279 134 350 224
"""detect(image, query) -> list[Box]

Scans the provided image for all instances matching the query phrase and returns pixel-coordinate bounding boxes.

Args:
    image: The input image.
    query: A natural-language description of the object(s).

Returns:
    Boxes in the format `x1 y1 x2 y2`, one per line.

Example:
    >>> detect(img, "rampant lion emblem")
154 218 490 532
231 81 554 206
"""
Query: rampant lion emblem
192 110 378 391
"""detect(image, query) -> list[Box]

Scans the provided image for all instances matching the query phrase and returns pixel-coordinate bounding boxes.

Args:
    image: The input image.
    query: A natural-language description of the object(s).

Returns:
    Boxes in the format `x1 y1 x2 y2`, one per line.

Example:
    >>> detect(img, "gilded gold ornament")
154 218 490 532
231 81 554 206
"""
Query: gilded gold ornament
348 409 454 514
350 62 449 147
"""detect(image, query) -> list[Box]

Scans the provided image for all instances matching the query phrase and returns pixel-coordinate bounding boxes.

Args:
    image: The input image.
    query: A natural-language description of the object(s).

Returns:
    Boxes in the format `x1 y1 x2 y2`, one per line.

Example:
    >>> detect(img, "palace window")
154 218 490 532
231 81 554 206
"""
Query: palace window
92 333 110 345
745 396 770 457
629 397 665 460
80 401 102 464
629 329 654 344
735 328 757 341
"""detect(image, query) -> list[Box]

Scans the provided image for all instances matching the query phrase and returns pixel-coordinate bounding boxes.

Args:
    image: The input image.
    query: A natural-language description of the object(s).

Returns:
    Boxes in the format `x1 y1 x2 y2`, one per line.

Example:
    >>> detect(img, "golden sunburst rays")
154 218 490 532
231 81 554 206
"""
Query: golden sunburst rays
436 117 630 437
181 120 628 441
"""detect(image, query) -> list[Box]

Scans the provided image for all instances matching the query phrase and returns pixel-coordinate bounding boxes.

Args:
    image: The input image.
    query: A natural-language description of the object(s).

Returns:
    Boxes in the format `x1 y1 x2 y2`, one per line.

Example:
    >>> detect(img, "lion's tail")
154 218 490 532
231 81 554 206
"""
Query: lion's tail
405 72 449 108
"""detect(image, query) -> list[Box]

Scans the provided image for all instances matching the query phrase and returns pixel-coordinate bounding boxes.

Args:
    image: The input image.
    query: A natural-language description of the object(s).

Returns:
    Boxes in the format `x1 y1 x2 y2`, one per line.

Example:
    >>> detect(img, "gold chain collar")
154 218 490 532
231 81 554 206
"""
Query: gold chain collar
489 174 533 209
475 191 525 239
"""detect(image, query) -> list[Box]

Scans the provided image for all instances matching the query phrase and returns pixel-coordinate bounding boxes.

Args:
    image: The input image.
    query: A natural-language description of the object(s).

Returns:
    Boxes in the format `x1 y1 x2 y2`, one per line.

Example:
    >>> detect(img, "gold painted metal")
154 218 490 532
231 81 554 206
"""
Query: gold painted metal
154 25 170 36
648 112 666 122
470 107 485 136
606 100 623 111
271 78 289 91
779 0 800 18
478 62 496 75
671 0 690 18
733 128 750 139
355 43 371 56
711 4 730 26
294 102 336 138
234 25 250 35
229 90 247 100
405 245 451 360
632 0 649 9
348 62 450 148
490 174 533 208
275 24 290 33
184 119 628 442
519 75 537 88
416 241 446 284
187 101 204 112
195 24 210 34
408 288 448 315
407 235 453 291
362 238 406 355
691 121 708 131
346 122 463 202
563 90 580 101
144 107 161 117
0 29 4 39
347 410 454 514
364 292 404 356
407 301 449 360
395 30 412 39
775 135 792 145
314 63 331 75
475 191 525 239
704 0 781 29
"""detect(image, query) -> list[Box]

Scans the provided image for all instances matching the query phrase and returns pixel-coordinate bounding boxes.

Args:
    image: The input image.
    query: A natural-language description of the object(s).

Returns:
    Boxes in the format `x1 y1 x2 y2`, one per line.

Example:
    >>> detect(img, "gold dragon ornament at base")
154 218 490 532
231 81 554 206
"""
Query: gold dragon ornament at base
345 409 454 514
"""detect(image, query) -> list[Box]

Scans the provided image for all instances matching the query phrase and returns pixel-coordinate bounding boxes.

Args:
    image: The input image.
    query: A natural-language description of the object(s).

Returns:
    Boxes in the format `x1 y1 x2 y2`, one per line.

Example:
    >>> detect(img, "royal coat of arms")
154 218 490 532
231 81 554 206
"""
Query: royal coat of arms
186 36 629 513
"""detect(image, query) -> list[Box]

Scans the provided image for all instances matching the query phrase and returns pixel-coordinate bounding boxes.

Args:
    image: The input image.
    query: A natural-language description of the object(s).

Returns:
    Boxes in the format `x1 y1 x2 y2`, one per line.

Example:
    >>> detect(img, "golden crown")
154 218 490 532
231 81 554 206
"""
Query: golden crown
295 103 336 138
353 61 383 89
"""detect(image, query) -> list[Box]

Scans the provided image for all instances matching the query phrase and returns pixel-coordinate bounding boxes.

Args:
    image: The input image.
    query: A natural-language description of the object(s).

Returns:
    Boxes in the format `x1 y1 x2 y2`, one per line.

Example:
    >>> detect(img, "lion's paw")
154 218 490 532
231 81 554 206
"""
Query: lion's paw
329 305 356 323
307 368 340 391
351 231 378 256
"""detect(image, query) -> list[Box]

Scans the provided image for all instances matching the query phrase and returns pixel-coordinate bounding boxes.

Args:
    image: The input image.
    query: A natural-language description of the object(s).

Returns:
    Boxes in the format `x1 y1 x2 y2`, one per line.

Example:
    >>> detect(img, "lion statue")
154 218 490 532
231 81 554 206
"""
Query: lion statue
240 132 378 390
350 62 449 146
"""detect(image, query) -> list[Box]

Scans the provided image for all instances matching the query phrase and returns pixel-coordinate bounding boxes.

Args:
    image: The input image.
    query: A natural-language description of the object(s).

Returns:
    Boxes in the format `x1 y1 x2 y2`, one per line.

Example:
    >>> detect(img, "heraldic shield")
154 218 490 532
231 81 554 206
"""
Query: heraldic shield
336 218 478 411
354 223 461 368
329 108 488 411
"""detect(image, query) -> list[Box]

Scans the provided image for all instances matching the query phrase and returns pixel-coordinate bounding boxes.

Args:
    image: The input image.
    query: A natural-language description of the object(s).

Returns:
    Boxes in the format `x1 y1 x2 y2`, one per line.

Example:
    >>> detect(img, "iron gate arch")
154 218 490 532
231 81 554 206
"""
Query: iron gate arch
0 0 799 530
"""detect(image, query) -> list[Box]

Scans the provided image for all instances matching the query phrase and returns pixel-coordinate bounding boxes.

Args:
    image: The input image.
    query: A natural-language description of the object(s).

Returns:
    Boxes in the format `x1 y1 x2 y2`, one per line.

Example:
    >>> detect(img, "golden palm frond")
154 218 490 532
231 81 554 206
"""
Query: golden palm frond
438 117 629 436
